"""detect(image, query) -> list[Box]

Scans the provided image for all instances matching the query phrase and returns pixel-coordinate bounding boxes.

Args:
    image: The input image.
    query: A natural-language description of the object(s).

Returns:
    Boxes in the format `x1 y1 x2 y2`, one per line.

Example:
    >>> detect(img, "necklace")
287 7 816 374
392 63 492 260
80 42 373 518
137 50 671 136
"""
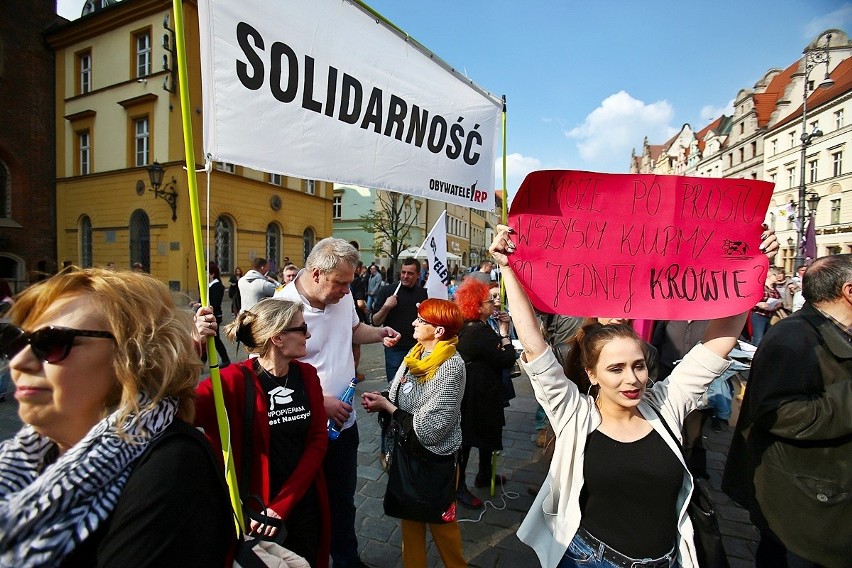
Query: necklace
256 361 289 389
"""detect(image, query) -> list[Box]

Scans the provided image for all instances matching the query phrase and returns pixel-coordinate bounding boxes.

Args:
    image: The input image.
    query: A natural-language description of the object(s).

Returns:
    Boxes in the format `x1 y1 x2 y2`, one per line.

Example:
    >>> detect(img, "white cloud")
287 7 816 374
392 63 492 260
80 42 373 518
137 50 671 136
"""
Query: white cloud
565 91 676 173
804 4 852 39
699 99 735 122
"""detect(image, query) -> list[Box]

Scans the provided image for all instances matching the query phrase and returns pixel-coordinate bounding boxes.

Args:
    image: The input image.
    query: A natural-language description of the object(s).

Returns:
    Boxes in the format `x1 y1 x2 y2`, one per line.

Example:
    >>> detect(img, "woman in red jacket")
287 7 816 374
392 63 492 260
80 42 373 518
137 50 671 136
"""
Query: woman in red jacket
196 298 330 568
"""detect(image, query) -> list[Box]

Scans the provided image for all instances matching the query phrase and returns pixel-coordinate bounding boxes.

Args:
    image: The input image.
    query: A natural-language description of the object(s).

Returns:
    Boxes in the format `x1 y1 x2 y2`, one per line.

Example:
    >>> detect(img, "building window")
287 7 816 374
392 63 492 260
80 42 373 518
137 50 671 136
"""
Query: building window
216 162 235 173
809 159 818 183
129 209 150 272
78 131 91 175
268 173 282 185
739 148 744 163
835 109 845 130
266 223 280 269
809 120 819 133
771 139 777 155
306 180 316 195
789 131 796 149
302 228 315 265
78 51 92 94
751 141 757 159
135 31 151 78
787 167 796 189
739 123 744 135
134 117 149 167
80 215 93 268
834 152 843 177
214 216 234 273
332 196 342 219
0 161 10 219
769 173 777 186
728 153 733 168
831 198 841 225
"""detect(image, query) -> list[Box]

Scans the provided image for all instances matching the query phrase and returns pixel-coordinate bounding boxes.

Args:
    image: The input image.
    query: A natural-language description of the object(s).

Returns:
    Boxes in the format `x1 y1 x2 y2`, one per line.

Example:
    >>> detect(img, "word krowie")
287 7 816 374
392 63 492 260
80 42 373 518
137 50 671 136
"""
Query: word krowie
236 22 483 166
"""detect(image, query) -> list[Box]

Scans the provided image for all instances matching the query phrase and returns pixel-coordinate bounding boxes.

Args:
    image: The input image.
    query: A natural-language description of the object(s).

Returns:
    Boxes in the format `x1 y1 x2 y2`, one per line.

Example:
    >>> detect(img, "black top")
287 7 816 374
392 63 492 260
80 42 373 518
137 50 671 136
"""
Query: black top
253 360 314 498
350 273 367 301
209 278 225 318
580 428 683 558
374 282 428 349
60 420 234 567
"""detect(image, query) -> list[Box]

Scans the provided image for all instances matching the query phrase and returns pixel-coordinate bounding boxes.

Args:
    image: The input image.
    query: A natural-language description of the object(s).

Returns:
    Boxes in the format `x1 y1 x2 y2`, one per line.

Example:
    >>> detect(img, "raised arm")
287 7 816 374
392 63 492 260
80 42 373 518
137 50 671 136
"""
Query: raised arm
489 225 549 361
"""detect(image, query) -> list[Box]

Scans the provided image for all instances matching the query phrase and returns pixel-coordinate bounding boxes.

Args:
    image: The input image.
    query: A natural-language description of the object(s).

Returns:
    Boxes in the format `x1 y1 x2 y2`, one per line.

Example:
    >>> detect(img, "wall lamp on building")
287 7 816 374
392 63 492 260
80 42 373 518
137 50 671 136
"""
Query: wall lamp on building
147 161 178 221
795 31 834 268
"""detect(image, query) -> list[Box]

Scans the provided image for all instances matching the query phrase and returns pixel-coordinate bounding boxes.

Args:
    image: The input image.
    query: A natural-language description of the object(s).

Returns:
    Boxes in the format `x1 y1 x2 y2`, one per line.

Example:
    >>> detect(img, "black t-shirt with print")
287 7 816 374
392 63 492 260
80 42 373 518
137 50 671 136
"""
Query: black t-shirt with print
253 360 313 498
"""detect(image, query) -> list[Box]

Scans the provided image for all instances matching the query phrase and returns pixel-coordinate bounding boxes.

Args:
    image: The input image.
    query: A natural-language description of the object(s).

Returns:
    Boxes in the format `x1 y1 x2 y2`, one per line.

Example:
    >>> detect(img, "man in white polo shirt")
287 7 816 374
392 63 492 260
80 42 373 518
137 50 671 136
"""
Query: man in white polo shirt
275 238 399 568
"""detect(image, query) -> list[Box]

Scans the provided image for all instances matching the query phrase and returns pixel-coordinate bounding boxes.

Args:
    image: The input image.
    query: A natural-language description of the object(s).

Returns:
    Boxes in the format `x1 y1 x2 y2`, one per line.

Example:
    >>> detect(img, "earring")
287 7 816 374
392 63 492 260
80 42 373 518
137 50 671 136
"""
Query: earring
586 383 598 399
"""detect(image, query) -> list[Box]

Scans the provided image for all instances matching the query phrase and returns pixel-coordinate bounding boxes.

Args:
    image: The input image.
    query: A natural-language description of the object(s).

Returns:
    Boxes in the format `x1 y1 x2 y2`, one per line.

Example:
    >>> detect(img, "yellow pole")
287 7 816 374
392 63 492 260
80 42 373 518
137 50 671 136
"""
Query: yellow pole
172 0 243 532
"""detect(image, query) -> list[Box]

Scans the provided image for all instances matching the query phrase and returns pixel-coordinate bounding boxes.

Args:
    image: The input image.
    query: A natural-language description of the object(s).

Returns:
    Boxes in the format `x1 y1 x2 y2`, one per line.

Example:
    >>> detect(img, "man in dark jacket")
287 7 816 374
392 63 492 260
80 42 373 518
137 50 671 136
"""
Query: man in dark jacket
722 254 852 567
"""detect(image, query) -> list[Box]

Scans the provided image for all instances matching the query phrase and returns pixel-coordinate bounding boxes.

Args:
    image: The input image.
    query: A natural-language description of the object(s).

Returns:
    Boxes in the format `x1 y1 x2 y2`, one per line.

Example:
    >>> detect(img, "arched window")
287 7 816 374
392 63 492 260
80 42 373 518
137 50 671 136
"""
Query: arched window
266 223 281 269
0 161 9 219
80 215 93 268
302 228 315 266
215 216 235 273
129 209 150 272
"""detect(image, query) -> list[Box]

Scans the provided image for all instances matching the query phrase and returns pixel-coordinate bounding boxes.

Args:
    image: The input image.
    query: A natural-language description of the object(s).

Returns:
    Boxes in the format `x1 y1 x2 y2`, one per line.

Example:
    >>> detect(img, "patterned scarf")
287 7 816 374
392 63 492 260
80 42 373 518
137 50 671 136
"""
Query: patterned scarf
0 396 177 567
402 337 459 383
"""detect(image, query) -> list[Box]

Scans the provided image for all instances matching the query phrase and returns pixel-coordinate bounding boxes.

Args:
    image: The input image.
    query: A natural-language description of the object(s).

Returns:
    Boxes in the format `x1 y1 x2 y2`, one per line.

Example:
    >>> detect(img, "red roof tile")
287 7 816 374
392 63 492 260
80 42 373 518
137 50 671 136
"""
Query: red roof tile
754 62 797 127
772 56 852 130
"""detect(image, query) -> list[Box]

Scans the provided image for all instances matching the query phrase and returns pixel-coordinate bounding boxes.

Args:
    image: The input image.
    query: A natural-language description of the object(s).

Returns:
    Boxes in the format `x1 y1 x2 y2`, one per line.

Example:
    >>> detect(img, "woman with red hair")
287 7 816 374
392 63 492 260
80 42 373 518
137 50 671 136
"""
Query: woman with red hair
453 279 517 508
361 299 467 567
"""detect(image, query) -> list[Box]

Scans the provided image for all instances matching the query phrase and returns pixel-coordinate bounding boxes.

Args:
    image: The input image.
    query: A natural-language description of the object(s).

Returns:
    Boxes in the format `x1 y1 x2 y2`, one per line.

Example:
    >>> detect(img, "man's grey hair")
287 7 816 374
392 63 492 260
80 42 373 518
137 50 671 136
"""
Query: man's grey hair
305 237 360 274
803 254 852 304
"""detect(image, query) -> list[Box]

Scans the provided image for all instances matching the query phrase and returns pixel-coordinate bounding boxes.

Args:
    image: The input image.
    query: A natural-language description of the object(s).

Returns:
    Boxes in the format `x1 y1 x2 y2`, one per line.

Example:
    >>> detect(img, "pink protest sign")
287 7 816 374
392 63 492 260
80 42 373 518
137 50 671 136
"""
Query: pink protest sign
507 170 773 320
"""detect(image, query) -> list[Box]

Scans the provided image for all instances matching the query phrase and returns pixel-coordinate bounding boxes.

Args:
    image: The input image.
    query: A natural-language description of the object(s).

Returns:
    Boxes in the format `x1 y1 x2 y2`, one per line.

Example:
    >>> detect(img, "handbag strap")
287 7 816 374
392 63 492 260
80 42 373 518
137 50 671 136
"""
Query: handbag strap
648 404 685 458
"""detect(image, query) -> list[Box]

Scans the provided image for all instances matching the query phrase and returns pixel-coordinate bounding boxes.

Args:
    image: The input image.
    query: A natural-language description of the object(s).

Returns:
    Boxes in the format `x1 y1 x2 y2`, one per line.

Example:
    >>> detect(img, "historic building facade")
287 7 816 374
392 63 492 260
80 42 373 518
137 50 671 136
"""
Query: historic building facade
631 29 852 273
46 0 332 294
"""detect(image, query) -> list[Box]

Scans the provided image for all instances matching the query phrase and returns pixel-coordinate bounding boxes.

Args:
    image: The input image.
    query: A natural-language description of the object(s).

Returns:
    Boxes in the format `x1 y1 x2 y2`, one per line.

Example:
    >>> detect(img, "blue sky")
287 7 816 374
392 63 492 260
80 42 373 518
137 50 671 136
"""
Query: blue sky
57 0 851 202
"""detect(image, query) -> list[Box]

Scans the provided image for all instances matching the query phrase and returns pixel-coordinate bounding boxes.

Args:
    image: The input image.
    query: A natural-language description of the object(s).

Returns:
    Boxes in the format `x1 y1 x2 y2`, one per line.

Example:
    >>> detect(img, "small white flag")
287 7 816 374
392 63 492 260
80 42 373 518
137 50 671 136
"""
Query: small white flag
419 211 451 300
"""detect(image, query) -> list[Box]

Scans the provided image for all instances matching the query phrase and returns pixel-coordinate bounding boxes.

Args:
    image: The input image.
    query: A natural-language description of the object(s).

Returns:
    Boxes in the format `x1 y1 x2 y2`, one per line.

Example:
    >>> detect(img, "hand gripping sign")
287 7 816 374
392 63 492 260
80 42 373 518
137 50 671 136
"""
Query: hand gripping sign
507 171 773 320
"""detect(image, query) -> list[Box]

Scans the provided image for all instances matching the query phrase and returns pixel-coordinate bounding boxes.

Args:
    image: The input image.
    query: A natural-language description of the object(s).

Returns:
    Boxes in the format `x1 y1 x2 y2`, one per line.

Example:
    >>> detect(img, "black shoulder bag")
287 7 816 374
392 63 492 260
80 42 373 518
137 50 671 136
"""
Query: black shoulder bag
650 405 729 568
383 382 458 523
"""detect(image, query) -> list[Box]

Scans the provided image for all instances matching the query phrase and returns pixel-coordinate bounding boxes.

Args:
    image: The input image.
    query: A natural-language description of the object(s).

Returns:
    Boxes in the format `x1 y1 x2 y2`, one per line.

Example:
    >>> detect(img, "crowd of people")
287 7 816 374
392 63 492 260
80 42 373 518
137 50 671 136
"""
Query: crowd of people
0 225 848 568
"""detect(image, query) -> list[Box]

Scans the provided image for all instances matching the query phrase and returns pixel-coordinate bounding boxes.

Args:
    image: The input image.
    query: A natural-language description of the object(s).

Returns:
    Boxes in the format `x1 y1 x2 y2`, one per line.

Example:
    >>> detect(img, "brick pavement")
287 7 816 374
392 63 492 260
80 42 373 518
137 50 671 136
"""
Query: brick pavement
0 327 761 567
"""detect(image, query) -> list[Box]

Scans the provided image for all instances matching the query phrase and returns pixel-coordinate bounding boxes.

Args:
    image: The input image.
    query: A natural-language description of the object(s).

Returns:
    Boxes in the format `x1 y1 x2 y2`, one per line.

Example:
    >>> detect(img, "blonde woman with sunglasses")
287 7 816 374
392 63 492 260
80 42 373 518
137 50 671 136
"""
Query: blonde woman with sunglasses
195 298 331 568
0 267 233 567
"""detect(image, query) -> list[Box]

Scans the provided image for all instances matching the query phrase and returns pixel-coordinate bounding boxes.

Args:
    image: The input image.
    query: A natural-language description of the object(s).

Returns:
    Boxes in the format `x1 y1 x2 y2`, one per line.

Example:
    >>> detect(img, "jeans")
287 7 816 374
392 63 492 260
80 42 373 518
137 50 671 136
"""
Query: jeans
557 529 678 568
323 422 360 568
535 404 549 431
750 312 771 346
706 376 733 420
384 345 408 383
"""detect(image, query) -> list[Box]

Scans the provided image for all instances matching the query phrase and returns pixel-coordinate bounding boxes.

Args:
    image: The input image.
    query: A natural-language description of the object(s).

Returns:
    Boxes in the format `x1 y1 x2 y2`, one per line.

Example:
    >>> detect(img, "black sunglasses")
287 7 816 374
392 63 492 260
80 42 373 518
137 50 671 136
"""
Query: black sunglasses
0 324 116 364
281 322 308 335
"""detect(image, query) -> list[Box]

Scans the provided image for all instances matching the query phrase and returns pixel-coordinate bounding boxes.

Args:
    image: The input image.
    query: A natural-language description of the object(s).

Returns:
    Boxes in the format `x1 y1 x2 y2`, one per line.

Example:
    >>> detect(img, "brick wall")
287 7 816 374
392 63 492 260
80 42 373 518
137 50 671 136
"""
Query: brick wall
0 0 59 288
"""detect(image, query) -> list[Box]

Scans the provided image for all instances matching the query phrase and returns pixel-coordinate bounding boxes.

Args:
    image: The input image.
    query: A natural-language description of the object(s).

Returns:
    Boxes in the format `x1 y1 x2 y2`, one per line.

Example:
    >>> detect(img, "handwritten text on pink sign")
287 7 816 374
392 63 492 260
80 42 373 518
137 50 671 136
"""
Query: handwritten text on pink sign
507 171 773 320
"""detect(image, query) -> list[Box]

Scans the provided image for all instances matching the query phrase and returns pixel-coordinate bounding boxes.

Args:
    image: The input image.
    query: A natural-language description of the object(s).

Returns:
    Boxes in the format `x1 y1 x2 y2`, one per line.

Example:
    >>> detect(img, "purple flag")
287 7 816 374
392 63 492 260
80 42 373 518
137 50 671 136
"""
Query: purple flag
801 213 817 262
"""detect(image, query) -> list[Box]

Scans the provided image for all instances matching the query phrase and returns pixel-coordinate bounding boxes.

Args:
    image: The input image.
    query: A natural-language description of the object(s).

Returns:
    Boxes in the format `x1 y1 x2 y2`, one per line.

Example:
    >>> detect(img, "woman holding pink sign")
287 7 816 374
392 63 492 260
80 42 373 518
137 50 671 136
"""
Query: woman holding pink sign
488 224 777 568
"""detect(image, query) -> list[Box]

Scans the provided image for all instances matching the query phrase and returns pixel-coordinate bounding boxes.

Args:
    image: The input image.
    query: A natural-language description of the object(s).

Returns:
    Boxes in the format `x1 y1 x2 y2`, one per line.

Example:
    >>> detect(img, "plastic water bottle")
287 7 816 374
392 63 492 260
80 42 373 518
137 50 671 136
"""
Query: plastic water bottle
328 377 358 440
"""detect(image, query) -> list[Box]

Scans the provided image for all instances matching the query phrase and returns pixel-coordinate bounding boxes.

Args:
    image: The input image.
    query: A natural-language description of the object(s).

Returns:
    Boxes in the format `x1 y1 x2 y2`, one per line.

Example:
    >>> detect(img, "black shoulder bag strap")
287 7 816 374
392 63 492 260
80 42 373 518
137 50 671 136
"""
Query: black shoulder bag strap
648 404 684 456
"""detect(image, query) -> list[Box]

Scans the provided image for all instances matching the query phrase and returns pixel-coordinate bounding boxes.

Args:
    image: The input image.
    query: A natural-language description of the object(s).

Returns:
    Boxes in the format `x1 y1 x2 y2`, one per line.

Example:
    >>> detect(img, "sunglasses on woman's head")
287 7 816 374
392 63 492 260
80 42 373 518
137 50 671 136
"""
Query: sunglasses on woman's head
281 322 308 335
0 324 116 364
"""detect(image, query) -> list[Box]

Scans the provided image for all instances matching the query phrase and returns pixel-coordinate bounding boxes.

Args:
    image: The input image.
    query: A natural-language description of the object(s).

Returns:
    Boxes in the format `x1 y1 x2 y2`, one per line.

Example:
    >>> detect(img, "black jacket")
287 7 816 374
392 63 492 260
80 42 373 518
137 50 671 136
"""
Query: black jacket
456 320 517 449
722 303 852 566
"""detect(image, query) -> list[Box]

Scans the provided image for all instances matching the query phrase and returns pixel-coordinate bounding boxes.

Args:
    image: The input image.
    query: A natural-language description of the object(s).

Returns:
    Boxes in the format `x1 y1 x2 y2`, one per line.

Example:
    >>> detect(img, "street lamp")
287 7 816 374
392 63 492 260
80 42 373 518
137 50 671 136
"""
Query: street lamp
147 161 178 221
795 32 834 269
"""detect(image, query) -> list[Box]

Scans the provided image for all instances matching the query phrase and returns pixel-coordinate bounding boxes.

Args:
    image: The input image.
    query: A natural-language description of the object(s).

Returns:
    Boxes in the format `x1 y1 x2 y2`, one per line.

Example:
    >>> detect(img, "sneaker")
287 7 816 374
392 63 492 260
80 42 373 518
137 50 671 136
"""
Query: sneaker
456 485 483 509
474 473 507 488
536 429 548 448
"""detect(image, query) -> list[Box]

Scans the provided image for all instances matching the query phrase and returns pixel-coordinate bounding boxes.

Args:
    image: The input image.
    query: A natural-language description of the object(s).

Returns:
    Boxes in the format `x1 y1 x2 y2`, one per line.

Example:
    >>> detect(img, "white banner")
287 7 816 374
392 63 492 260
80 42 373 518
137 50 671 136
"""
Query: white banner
421 211 450 300
198 0 502 211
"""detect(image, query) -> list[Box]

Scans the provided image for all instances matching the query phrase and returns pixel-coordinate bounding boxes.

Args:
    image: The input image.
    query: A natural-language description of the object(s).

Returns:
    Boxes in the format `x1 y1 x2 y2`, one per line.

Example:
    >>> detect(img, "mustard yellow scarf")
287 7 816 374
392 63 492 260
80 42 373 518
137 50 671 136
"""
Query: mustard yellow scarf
402 337 458 383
